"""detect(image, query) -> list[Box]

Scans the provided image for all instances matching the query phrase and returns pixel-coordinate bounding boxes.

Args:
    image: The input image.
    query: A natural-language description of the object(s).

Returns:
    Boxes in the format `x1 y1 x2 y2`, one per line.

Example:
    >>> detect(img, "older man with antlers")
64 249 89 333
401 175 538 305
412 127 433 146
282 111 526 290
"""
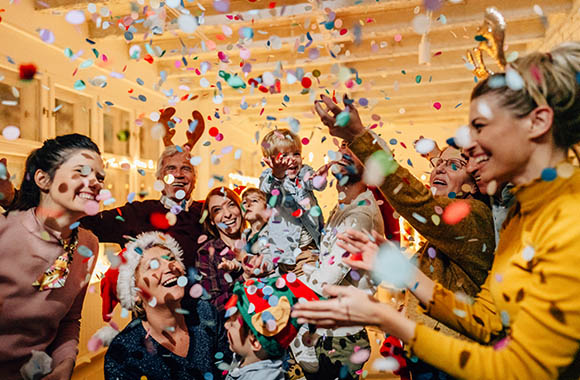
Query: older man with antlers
0 108 206 272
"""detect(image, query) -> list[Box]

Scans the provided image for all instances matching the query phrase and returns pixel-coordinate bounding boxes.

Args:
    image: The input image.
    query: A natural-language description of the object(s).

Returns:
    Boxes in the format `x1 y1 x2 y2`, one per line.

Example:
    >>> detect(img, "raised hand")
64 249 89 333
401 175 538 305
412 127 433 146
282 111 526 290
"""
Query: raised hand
314 94 366 142
337 229 385 271
242 254 271 279
185 110 205 151
218 258 241 272
291 284 385 328
159 107 177 147
263 154 289 179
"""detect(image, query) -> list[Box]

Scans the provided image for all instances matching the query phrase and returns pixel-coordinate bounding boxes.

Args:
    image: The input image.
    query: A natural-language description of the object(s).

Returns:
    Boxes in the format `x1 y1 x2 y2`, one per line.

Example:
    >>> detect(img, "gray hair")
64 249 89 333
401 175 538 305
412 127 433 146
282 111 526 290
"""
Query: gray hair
155 145 197 180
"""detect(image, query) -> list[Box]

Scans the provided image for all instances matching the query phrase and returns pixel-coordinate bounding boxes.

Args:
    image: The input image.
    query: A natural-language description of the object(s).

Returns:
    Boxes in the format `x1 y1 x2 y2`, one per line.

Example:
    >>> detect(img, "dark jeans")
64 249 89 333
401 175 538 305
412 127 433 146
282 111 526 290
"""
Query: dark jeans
409 358 454 380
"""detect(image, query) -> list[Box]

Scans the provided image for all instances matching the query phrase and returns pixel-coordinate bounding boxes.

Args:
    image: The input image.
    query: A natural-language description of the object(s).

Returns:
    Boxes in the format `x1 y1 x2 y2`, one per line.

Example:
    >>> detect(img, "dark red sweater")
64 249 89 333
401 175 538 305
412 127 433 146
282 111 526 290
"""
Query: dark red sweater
81 200 204 269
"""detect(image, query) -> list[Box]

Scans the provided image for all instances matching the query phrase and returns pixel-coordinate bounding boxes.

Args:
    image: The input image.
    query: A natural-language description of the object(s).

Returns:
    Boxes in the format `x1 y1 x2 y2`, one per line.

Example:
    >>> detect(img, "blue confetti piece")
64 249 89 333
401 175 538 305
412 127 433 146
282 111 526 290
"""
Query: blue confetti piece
103 198 116 206
138 94 147 102
189 119 198 132
448 192 456 199
127 192 136 203
136 78 144 86
134 247 143 255
216 222 228 230
446 137 459 149
78 245 93 258
204 372 214 380
215 352 224 360
541 167 557 181
389 138 397 145
69 221 80 230
176 145 183 152
283 95 290 102
124 31 134 41
105 101 114 106
137 169 146 176
266 116 276 120
85 38 96 45
407 158 413 167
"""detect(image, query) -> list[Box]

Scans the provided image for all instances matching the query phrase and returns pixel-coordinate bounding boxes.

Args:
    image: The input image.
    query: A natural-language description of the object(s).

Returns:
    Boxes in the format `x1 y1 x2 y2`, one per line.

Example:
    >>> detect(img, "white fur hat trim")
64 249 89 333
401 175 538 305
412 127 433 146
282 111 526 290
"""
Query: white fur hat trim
117 231 184 311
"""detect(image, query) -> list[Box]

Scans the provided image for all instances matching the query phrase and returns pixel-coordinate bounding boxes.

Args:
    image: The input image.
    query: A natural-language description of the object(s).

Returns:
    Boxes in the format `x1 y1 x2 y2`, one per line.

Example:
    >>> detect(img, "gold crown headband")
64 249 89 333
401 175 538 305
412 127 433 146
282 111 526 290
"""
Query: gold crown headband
467 7 507 79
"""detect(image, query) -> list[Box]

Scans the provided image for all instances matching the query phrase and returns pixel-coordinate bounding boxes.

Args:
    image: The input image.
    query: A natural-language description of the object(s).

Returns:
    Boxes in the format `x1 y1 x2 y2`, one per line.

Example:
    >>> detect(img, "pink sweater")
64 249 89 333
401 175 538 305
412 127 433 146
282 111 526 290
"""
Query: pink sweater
0 209 98 379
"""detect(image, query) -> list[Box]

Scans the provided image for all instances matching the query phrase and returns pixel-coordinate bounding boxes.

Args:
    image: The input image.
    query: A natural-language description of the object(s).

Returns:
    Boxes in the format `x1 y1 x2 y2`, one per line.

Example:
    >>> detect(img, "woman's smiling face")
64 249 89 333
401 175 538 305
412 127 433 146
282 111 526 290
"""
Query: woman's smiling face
134 245 185 308
42 149 105 216
208 194 243 238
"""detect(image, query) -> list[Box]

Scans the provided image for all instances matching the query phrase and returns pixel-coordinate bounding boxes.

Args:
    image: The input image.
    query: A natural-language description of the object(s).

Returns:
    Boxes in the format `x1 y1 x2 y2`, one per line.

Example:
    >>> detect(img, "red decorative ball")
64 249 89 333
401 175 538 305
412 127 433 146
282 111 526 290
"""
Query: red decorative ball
19 63 37 81
209 127 219 137
150 212 170 230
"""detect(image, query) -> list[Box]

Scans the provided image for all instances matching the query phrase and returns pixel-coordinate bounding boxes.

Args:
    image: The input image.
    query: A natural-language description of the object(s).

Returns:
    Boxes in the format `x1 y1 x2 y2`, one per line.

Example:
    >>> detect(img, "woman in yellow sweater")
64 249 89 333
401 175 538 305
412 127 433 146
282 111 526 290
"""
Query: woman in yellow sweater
293 41 580 379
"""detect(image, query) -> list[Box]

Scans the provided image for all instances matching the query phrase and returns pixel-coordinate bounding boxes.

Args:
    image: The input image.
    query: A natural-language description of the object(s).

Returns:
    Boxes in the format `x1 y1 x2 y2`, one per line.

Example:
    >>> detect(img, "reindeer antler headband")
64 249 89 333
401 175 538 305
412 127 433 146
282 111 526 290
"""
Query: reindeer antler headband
466 7 507 79
159 107 206 150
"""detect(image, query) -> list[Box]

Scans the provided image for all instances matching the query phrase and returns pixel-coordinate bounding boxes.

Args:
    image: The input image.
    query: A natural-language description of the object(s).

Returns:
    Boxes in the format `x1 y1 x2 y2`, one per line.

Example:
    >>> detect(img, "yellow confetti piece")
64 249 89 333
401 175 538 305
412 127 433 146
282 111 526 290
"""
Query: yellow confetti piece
41 231 51 241
431 214 440 226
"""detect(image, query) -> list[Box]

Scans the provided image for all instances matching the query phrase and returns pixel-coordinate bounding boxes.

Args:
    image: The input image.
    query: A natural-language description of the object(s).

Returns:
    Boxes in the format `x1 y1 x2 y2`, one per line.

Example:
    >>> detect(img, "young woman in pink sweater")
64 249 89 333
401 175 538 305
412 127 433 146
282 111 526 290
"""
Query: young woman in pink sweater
0 134 104 380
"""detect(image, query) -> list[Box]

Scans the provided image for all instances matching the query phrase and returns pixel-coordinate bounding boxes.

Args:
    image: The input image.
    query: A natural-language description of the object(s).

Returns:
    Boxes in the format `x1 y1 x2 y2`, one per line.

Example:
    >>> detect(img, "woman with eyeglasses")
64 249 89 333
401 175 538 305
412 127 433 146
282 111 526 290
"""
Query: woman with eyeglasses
309 96 496 379
296 42 580 379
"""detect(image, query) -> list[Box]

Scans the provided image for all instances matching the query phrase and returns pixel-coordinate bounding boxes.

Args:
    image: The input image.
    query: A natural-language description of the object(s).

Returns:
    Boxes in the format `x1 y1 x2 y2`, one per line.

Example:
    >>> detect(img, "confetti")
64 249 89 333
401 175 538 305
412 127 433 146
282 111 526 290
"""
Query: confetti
415 138 435 155
372 242 412 287
2 126 20 140
189 284 204 298
65 10 85 25
442 200 471 225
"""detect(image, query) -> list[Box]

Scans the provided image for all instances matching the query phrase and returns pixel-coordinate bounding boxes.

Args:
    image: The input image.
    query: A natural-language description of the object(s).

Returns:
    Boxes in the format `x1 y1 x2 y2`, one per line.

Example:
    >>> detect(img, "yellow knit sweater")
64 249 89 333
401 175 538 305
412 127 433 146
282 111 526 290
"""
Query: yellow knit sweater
409 166 580 379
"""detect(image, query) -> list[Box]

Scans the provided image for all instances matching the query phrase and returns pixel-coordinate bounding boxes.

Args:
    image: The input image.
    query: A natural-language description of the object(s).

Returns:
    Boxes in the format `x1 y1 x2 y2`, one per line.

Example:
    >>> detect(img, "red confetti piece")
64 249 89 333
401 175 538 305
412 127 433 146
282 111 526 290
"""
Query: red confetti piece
150 212 170 229
301 77 312 88
268 1 276 8
292 209 303 217
18 63 37 81
209 127 219 137
349 252 363 261
301 137 310 145
72 68 78 76
339 28 348 35
433 102 442 110
530 64 543 84
225 294 238 310
128 89 134 93
442 200 471 225
434 51 442 57
144 54 154 64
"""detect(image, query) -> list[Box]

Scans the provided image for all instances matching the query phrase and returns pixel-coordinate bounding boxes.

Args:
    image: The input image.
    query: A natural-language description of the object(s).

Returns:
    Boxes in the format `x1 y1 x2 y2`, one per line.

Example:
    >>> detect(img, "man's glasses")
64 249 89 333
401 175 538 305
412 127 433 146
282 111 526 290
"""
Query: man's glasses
429 157 467 171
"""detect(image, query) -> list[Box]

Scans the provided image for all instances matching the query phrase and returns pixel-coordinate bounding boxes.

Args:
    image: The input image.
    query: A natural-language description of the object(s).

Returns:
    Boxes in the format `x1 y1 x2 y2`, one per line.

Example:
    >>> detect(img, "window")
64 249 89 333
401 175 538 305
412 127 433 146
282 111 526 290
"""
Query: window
0 67 41 141
53 87 91 137
139 118 161 161
103 106 130 156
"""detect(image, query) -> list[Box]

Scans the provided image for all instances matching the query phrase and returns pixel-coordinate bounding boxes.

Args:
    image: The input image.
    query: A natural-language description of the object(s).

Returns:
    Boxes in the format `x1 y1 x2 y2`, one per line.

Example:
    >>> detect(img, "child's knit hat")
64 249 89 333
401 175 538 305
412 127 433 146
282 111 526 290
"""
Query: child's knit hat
226 273 320 357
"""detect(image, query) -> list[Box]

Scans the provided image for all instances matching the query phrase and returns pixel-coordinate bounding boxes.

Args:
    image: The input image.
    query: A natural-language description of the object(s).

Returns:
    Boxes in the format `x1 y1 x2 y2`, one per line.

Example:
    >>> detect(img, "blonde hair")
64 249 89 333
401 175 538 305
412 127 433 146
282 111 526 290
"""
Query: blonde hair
261 128 302 157
471 41 580 150
241 187 267 203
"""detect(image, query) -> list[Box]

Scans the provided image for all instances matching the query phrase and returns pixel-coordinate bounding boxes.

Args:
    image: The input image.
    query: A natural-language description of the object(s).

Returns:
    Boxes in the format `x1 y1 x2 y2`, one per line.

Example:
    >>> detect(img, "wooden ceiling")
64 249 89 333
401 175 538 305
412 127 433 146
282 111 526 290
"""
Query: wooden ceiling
36 0 573 141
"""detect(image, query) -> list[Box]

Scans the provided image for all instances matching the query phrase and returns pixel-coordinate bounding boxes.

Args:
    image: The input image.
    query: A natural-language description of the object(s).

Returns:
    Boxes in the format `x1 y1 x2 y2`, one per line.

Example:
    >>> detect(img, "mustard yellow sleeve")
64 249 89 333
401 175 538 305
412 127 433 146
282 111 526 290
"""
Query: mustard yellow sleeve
349 131 495 282
421 277 503 343
409 200 580 379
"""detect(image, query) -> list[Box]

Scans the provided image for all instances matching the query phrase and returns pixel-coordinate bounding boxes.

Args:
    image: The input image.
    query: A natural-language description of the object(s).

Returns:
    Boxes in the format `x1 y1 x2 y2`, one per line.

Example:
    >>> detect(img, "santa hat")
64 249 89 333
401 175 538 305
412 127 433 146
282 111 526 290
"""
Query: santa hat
100 232 184 319
226 273 320 357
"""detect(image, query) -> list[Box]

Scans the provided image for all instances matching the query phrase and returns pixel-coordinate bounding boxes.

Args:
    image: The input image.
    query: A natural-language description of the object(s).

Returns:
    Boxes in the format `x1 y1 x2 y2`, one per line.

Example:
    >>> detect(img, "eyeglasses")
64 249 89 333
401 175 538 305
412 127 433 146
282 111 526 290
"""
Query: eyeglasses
429 157 467 171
